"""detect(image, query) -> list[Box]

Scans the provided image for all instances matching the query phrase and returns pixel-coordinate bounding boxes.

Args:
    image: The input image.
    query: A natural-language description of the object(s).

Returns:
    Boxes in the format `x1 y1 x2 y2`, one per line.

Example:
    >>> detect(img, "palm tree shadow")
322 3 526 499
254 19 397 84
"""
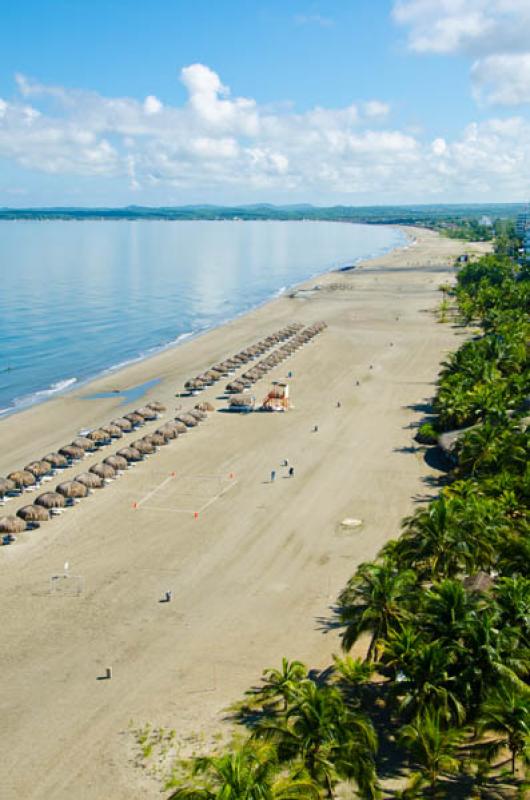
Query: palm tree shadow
315 603 343 634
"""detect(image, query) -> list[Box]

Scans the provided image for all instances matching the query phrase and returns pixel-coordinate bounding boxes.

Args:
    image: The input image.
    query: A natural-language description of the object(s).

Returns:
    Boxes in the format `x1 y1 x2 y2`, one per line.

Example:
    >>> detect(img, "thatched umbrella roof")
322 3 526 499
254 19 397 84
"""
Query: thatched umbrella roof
172 420 188 434
226 381 245 393
188 408 206 421
104 455 128 471
56 481 88 499
75 472 104 489
204 370 223 382
59 444 85 460
147 401 166 412
131 438 155 454
156 422 179 440
24 460 53 478
101 424 123 438
0 478 16 497
116 446 143 462
144 432 166 447
35 491 66 509
124 412 145 426
135 406 157 420
195 401 215 412
17 504 50 522
0 515 26 533
72 436 95 451
175 414 197 428
229 393 255 408
87 428 110 442
111 417 133 432
8 470 36 487
90 463 116 480
43 452 68 467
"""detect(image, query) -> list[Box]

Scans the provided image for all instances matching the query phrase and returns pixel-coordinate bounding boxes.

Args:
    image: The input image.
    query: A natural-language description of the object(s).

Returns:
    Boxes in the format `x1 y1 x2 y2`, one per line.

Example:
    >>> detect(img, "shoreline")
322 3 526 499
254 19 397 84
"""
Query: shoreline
0 223 409 421
0 227 491 800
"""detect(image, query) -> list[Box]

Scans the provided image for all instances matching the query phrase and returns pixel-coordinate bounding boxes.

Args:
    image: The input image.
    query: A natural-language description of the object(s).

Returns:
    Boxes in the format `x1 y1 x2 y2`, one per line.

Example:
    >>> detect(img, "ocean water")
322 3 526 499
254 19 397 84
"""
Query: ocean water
0 220 406 415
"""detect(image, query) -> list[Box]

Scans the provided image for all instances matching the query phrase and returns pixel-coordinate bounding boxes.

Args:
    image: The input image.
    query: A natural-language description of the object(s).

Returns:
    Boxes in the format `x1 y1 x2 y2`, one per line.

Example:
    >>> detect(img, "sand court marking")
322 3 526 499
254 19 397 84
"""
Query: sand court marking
132 471 238 515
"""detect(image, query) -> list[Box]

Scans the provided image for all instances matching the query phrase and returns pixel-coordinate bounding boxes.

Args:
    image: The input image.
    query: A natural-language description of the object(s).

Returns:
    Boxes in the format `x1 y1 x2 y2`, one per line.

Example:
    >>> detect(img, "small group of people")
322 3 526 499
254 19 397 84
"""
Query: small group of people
270 459 294 482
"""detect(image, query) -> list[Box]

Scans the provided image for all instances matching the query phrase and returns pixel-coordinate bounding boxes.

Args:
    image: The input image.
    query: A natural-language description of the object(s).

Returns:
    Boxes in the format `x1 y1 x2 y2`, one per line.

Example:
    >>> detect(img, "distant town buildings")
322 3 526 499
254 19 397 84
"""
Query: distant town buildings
516 207 530 257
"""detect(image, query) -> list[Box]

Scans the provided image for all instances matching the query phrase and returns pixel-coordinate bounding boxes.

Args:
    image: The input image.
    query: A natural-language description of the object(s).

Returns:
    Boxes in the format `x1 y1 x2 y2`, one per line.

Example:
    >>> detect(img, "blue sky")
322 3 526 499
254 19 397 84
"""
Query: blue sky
1 0 530 205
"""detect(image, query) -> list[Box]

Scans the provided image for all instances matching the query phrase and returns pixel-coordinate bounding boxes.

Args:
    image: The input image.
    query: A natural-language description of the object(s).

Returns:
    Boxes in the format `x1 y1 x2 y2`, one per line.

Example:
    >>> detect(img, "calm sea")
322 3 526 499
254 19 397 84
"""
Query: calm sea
0 220 405 415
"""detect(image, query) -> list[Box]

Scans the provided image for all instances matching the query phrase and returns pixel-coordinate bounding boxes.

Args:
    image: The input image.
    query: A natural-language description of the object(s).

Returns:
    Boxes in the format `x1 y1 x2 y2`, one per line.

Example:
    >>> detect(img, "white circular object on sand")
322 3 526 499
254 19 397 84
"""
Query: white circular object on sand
341 518 363 529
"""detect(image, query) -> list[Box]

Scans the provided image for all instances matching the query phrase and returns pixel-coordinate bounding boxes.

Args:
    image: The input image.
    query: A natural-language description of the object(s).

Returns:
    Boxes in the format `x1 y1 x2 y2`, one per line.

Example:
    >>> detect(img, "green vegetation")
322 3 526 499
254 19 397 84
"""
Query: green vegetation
157 247 529 797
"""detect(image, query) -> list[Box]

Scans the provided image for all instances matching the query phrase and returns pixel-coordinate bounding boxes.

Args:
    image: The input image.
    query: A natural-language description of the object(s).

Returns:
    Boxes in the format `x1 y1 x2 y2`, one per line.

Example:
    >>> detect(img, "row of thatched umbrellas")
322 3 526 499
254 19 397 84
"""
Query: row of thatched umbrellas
0 398 207 535
225 322 328 394
0 399 216 535
183 323 304 394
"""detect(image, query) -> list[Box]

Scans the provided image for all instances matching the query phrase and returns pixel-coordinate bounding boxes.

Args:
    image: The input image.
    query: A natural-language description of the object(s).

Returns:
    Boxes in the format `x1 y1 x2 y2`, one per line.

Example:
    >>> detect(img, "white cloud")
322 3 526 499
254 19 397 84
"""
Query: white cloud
393 0 530 106
363 101 390 119
294 13 334 28
472 53 530 105
2 64 530 201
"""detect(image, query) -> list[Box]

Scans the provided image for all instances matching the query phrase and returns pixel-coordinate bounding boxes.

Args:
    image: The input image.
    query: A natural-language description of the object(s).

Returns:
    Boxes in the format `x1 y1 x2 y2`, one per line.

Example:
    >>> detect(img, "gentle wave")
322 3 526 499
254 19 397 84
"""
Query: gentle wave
0 377 78 416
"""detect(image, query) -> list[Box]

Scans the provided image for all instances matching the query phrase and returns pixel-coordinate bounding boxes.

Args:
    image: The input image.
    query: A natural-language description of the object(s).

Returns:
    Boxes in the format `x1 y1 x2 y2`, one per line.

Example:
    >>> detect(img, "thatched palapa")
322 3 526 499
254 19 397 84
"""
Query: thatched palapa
101 424 123 439
124 412 145 426
75 472 104 489
156 422 180 439
24 460 53 478
144 432 167 447
0 515 26 533
111 418 133 432
188 408 206 421
56 481 88 499
175 414 197 428
90 463 116 480
172 421 188 434
72 437 96 451
17 504 50 522
88 428 111 443
135 406 157 421
195 401 214 412
104 455 128 471
147 401 166 412
59 444 85 460
43 452 68 467
35 492 66 509
116 447 143 462
0 478 16 497
131 438 156 454
8 470 36 487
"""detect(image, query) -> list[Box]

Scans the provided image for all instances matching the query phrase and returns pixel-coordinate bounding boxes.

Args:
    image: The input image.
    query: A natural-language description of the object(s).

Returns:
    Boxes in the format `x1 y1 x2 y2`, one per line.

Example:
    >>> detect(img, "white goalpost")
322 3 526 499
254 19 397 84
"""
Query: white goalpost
49 573 85 596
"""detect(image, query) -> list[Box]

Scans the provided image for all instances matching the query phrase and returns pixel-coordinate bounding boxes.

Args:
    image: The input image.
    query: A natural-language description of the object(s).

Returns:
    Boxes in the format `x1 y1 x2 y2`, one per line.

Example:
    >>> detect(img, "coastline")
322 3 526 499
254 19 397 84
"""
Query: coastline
0 227 491 800
0 222 408 420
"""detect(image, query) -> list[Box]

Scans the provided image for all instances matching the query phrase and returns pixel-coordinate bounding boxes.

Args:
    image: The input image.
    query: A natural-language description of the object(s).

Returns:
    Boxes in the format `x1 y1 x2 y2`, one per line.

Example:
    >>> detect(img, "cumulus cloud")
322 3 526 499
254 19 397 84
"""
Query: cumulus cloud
393 0 530 106
2 64 530 200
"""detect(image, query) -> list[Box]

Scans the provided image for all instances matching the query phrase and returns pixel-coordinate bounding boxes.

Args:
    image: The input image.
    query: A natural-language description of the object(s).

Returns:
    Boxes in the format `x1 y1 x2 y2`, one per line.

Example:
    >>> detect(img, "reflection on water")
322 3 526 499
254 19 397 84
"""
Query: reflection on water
0 220 405 415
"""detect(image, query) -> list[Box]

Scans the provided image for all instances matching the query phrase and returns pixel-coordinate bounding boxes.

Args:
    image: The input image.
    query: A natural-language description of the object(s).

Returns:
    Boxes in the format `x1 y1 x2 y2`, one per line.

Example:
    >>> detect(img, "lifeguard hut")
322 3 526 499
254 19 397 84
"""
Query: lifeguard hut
262 382 290 412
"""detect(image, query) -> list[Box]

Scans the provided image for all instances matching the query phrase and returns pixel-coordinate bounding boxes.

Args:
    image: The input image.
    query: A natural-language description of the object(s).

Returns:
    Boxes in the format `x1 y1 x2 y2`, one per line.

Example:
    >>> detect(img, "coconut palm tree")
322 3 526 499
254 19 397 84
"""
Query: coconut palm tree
254 681 379 799
419 579 481 646
399 708 463 796
478 683 530 775
168 740 320 799
253 659 308 712
493 577 530 648
338 561 417 659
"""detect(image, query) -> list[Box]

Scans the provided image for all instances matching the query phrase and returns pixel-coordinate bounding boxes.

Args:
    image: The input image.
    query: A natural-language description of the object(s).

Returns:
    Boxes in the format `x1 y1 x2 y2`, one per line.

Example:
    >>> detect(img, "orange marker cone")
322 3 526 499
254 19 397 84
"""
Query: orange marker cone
194 511 199 519
132 502 137 509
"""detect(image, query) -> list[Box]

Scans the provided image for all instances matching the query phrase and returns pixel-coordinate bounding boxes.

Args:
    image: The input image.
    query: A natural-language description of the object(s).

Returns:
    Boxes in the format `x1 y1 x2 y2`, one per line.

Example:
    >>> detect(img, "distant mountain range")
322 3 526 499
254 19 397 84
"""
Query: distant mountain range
0 203 524 223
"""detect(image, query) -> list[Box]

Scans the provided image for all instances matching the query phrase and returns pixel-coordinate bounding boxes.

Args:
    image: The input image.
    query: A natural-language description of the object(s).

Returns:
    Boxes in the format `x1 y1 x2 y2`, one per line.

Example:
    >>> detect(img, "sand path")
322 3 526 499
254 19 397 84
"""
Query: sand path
0 228 490 798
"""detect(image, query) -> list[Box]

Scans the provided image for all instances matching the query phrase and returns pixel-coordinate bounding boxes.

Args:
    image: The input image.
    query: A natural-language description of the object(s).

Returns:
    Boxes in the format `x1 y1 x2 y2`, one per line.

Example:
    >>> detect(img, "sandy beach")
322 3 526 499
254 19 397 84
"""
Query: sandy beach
0 227 490 799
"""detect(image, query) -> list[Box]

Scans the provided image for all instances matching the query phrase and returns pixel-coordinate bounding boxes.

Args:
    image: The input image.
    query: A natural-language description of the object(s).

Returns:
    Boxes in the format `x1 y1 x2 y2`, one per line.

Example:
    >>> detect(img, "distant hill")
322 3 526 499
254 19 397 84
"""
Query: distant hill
0 203 524 224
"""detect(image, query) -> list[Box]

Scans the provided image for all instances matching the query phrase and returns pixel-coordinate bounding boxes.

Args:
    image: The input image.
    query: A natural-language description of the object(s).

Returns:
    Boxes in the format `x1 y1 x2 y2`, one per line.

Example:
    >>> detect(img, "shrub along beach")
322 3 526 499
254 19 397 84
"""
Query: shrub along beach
164 249 530 798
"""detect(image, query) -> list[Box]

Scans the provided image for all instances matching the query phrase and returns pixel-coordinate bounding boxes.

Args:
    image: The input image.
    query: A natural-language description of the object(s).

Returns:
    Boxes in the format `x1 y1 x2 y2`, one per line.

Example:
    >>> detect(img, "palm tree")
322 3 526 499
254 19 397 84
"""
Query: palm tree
392 640 465 725
398 708 463 796
338 561 417 659
253 659 308 712
168 740 320 799
254 681 379 799
420 579 480 646
478 683 530 775
493 577 530 648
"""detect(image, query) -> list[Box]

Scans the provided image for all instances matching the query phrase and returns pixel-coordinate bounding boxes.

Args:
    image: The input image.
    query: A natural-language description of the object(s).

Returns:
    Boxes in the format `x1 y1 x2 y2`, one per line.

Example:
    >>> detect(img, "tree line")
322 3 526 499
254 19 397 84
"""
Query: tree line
164 249 530 799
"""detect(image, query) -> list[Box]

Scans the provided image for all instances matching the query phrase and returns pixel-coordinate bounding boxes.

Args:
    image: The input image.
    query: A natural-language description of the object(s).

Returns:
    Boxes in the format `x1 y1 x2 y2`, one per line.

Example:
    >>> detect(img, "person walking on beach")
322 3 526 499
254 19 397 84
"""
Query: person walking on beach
270 470 276 482
337 400 341 408
313 424 319 433
289 466 295 478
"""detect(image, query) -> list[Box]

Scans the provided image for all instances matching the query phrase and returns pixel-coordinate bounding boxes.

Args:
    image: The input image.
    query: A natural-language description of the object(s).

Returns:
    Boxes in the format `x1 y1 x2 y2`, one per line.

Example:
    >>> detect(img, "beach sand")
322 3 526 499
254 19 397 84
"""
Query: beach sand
0 227 490 799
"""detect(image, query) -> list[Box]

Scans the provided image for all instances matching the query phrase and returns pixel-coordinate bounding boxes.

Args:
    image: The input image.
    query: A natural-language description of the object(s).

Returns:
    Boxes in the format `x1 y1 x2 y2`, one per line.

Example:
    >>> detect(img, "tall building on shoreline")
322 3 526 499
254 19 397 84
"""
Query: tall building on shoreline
516 205 530 256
